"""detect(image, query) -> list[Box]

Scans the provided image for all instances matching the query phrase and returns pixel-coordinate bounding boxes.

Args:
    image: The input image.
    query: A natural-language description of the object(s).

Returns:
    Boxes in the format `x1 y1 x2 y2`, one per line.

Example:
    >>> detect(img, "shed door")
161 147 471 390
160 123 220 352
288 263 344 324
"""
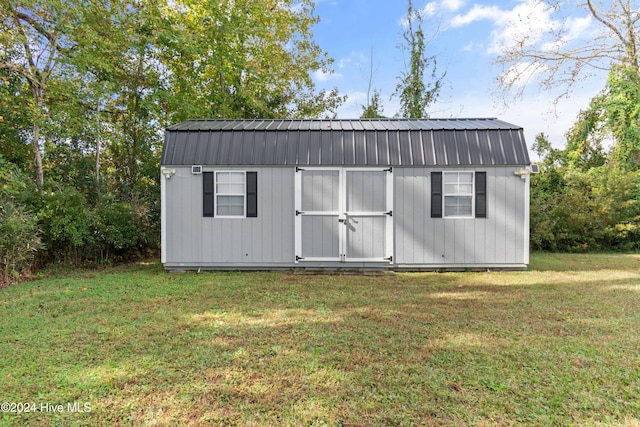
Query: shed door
295 168 393 263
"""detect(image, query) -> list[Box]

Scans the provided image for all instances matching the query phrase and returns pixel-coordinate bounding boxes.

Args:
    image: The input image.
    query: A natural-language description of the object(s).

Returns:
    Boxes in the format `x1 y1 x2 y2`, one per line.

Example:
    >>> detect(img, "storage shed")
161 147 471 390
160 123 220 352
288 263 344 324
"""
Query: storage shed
160 118 533 271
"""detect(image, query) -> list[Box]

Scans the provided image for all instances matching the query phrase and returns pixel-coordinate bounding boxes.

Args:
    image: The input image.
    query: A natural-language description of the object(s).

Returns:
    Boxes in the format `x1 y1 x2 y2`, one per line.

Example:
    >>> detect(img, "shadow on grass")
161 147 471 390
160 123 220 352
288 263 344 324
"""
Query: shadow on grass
1 269 640 426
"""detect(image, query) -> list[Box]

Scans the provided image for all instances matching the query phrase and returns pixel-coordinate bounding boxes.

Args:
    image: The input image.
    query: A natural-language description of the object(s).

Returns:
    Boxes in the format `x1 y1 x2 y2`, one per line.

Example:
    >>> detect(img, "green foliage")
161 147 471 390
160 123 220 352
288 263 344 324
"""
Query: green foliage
0 72 32 167
531 163 640 251
0 0 338 279
360 89 386 118
0 158 42 284
565 65 640 171
38 187 93 262
160 0 343 120
394 0 444 118
93 200 156 261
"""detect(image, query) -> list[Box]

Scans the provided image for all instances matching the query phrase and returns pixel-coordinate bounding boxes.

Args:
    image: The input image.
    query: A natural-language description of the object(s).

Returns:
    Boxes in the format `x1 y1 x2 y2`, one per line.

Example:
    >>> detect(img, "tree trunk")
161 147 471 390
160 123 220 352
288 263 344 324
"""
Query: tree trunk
31 121 44 190
30 84 45 190
95 137 100 199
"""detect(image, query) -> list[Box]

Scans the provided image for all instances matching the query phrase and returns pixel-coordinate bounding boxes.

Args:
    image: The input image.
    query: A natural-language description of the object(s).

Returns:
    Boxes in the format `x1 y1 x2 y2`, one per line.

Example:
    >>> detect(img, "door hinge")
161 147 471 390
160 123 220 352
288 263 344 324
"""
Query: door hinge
296 210 304 216
383 167 393 172
296 255 305 261
385 255 393 262
296 167 305 172
384 210 393 216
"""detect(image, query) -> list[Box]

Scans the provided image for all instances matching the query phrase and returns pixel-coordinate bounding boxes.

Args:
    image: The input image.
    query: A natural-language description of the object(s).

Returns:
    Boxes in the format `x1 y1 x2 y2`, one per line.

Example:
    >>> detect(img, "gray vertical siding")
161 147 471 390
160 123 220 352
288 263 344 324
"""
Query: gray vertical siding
164 165 528 269
394 167 528 266
164 167 295 267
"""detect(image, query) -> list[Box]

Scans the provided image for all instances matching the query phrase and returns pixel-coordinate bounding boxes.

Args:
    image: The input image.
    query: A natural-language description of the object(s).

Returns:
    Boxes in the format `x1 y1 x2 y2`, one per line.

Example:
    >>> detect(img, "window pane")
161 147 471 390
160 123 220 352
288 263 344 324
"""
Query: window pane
217 195 245 216
444 173 458 184
217 183 244 194
459 172 473 183
217 171 244 185
444 196 472 217
458 183 473 194
444 183 458 194
218 205 245 216
216 172 230 183
444 172 473 196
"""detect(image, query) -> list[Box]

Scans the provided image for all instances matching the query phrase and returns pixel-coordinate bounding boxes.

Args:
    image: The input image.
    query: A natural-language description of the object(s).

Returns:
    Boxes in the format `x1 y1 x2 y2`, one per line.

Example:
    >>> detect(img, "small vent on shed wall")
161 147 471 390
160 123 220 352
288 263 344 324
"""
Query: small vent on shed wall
191 165 203 175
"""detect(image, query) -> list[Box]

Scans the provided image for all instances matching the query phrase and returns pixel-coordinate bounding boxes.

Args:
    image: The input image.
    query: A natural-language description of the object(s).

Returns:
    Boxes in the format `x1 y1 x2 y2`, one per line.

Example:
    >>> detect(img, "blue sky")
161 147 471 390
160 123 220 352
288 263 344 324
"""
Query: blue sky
310 0 608 154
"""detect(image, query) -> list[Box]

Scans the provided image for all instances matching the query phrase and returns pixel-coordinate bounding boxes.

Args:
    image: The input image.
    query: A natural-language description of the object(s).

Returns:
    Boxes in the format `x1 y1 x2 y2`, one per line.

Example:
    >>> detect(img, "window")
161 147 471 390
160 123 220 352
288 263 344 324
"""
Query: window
216 171 245 217
431 171 487 219
203 171 258 218
444 172 474 217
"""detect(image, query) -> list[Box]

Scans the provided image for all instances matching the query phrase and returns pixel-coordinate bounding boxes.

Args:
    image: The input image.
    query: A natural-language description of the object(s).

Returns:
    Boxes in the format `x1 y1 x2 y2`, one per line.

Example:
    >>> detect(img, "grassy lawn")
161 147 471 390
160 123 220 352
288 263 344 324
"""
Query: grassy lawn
1 254 639 426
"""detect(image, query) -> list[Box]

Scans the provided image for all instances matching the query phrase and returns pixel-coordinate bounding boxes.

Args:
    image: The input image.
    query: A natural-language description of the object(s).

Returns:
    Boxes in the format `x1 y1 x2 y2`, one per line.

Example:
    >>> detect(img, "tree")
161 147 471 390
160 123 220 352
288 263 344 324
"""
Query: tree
0 0 67 189
361 89 385 118
394 0 445 118
496 0 640 100
563 64 640 170
160 0 343 120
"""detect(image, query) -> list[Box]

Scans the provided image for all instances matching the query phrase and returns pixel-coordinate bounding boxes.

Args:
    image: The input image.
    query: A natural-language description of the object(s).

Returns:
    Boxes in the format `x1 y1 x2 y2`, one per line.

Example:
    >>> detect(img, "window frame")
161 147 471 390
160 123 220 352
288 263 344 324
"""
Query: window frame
443 171 475 219
214 170 247 218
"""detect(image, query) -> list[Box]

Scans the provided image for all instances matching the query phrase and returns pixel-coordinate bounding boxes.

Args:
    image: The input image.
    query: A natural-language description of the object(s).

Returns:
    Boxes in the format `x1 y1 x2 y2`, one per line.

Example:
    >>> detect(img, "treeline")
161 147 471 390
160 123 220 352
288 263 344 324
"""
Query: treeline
0 0 342 284
530 66 640 252
531 153 640 252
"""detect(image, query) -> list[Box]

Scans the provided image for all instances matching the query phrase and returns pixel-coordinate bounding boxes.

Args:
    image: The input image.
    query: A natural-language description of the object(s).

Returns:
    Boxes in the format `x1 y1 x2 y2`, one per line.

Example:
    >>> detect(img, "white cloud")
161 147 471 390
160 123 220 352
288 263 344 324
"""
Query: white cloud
441 0 464 12
501 61 549 88
335 91 368 118
432 86 600 157
423 2 437 16
450 0 593 55
337 57 352 70
450 4 502 27
313 69 341 83
541 15 592 51
462 41 475 51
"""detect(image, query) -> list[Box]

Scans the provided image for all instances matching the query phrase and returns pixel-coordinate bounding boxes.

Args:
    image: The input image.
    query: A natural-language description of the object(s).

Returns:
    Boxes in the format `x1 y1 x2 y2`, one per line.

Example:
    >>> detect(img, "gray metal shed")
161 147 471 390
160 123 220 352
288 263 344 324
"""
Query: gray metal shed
161 118 532 270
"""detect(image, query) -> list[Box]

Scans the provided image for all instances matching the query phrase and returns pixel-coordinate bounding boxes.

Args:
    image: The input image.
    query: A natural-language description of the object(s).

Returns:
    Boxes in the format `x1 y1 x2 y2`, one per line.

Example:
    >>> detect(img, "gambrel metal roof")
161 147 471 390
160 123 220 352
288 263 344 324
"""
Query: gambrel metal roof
161 118 530 166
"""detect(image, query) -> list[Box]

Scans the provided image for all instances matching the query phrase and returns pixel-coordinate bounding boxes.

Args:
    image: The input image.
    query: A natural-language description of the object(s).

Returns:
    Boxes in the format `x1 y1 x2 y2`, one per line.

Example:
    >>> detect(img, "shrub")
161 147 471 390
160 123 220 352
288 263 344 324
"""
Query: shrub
38 187 93 263
93 202 139 261
0 158 42 284
530 164 640 251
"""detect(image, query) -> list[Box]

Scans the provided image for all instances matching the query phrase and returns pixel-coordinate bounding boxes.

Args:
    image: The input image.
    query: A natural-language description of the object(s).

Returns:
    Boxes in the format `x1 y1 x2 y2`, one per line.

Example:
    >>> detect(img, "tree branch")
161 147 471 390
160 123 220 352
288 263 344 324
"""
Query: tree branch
587 0 628 49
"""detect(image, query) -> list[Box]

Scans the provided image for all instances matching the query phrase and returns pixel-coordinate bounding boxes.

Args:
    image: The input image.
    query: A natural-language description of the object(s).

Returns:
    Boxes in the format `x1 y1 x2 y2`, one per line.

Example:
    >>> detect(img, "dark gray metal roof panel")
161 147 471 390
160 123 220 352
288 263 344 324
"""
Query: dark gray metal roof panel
321 131 334 165
162 118 530 166
309 131 321 165
456 131 471 165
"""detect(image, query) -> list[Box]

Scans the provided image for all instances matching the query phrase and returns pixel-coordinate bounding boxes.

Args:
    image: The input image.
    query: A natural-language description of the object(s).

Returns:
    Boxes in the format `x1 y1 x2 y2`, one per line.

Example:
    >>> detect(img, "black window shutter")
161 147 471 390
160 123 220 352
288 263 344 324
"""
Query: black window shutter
203 172 214 217
431 172 442 218
246 172 258 217
475 171 487 218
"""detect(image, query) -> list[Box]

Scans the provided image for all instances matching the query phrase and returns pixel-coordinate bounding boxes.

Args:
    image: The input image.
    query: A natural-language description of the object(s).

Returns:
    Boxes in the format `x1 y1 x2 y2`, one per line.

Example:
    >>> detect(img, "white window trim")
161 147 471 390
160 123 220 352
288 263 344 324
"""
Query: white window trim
214 170 246 218
443 171 475 219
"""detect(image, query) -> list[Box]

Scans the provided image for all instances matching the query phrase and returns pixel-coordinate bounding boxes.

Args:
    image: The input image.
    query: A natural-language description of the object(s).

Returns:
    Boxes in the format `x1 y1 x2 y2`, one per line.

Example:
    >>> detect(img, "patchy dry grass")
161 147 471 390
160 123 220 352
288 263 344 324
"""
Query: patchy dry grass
0 254 639 426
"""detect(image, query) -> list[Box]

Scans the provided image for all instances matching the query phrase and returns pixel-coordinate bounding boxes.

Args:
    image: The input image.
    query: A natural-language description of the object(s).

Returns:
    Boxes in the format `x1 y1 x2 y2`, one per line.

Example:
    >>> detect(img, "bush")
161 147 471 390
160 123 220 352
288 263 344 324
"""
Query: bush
93 202 139 261
38 187 93 263
0 203 42 284
530 164 640 251
0 158 42 284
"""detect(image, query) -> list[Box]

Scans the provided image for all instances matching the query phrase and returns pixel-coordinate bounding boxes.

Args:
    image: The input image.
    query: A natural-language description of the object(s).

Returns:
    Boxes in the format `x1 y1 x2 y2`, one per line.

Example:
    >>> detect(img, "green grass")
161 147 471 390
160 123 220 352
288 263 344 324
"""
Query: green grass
1 254 639 426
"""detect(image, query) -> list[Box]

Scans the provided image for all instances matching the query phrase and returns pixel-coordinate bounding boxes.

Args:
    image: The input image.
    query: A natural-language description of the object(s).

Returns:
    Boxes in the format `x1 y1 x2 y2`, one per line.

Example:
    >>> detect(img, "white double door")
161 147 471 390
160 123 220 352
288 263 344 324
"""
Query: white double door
295 168 393 263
